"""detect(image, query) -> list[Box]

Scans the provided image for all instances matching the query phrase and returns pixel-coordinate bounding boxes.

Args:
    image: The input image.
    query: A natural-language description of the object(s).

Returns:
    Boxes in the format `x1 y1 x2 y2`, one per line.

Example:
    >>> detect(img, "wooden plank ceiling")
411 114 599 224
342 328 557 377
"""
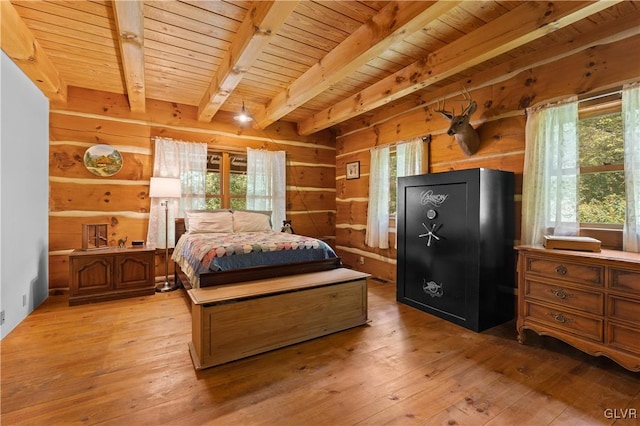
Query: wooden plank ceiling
3 1 639 135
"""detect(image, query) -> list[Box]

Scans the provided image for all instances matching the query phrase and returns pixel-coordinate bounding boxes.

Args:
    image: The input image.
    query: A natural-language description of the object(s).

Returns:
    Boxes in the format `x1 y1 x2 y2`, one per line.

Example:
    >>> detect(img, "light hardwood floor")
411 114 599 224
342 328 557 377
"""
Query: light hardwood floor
2 279 639 425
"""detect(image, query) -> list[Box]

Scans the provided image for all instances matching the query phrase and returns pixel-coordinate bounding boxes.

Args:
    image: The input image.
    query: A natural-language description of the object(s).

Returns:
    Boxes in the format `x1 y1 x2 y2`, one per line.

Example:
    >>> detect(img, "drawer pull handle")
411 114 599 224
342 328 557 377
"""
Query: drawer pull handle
550 312 573 324
555 265 568 275
551 288 573 300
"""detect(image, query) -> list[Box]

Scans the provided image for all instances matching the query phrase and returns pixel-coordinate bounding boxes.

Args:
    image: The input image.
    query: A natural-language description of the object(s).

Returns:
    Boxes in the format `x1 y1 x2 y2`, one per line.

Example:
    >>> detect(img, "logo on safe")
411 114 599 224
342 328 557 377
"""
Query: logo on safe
422 279 443 298
420 190 449 207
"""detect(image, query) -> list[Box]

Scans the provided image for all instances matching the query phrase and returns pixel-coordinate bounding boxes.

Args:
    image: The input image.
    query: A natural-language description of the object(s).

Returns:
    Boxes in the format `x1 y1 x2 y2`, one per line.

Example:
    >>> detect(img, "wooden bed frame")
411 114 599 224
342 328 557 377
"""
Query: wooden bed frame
173 217 341 289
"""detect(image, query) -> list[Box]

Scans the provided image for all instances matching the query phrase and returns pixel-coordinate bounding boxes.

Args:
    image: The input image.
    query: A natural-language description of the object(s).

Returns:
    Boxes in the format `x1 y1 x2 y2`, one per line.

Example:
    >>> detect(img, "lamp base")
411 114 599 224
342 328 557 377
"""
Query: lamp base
155 280 179 293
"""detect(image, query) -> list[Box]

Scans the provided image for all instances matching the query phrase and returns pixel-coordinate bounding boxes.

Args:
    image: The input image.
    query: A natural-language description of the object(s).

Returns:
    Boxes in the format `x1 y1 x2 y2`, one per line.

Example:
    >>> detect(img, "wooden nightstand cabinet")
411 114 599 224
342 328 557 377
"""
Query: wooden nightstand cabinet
516 245 640 371
69 247 156 305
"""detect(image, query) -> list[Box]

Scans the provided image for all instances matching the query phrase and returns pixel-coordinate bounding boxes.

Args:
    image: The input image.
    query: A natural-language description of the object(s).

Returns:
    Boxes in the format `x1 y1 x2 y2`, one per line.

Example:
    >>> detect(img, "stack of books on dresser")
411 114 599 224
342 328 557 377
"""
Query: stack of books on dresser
543 235 602 252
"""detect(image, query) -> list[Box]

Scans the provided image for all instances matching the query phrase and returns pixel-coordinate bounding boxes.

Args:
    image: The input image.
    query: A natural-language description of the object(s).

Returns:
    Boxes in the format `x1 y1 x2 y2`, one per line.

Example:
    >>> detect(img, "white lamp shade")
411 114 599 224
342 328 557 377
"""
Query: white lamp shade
234 102 253 122
149 177 181 198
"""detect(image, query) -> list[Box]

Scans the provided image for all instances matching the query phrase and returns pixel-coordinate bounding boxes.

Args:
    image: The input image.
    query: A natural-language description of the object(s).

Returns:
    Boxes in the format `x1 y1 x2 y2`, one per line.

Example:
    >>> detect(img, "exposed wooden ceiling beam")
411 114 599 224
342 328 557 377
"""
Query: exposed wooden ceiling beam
338 9 640 136
198 1 299 123
1 0 67 102
298 0 623 135
112 0 146 113
253 0 461 129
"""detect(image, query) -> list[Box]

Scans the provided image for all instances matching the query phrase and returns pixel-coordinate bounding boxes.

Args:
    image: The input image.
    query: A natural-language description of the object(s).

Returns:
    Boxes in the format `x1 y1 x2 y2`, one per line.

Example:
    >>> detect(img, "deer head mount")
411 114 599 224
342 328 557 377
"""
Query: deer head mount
434 91 480 156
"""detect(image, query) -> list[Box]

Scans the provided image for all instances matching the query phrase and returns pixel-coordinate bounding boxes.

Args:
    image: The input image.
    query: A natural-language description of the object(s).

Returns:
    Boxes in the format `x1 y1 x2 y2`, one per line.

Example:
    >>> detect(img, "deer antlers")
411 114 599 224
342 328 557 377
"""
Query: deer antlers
434 89 480 156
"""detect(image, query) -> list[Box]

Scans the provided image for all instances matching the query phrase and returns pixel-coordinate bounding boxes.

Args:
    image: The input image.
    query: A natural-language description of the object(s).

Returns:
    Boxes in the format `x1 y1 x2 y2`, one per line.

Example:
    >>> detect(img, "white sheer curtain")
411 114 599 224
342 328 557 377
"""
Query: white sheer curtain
623 82 640 252
365 138 424 249
397 137 423 177
246 148 286 230
147 137 207 248
521 97 579 245
366 146 390 248
395 137 424 247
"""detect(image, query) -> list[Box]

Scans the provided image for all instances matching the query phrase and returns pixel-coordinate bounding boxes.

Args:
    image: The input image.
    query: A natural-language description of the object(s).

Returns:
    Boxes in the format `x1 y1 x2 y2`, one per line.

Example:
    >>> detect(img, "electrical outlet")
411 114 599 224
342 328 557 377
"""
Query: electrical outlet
1 310 5 325
358 256 365 265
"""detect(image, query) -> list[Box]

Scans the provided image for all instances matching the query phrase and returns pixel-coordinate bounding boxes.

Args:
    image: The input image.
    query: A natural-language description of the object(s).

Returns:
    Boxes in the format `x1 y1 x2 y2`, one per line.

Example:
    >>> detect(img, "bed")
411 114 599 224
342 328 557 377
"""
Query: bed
172 209 341 289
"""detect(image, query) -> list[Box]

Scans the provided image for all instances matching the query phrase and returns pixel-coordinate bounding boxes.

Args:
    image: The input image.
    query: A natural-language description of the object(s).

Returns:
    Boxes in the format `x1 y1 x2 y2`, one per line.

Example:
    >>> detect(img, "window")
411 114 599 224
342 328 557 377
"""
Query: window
205 151 247 210
523 85 640 250
366 138 423 248
578 93 625 226
389 149 398 215
390 140 428 215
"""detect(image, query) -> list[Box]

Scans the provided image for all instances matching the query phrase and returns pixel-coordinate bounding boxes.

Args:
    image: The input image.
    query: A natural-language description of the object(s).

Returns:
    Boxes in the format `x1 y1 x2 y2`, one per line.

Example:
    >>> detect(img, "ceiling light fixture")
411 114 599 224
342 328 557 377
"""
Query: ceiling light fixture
234 101 253 122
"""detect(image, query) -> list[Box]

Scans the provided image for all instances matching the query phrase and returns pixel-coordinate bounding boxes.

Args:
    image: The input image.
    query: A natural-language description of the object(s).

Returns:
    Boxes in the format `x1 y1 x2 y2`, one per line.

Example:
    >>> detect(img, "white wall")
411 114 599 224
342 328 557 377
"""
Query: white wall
1 51 49 338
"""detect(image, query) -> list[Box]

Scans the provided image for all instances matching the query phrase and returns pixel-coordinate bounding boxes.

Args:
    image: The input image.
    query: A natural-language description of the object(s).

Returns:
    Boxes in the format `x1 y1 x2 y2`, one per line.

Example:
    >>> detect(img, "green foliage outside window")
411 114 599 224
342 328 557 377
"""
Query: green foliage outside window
205 171 221 209
230 173 247 210
578 112 625 224
205 197 221 210
230 198 247 210
206 171 220 195
230 174 247 196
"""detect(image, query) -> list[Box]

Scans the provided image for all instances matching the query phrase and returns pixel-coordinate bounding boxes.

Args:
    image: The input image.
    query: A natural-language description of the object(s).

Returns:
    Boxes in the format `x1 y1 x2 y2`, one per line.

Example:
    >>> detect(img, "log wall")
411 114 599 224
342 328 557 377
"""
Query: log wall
334 35 640 282
47 34 639 289
49 87 336 290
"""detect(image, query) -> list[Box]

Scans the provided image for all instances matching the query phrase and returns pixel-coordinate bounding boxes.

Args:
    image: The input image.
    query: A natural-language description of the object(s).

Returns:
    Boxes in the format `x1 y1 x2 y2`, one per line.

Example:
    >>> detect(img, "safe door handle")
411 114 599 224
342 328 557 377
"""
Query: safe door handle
418 223 442 247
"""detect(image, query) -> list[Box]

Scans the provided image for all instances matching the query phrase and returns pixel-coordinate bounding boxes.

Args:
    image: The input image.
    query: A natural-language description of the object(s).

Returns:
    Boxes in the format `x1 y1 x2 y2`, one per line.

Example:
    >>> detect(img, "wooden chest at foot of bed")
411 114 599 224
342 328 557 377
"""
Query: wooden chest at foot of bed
187 268 370 370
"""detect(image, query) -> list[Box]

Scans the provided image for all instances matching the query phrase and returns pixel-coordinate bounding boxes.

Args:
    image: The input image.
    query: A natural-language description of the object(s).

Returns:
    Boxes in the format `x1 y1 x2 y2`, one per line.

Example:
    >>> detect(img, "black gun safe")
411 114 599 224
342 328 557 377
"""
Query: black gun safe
396 168 515 332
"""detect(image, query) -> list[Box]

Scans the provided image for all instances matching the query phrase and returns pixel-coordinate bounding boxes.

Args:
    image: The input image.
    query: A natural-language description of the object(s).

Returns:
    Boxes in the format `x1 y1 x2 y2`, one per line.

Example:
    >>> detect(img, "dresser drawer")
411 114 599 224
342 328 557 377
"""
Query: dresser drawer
607 322 640 356
609 267 640 296
524 279 603 315
524 256 603 287
524 301 603 341
608 295 640 327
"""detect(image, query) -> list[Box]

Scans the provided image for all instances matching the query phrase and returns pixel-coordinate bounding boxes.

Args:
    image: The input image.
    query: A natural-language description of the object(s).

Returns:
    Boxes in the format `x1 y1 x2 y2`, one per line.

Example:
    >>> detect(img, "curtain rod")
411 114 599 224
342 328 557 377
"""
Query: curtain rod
579 90 621 103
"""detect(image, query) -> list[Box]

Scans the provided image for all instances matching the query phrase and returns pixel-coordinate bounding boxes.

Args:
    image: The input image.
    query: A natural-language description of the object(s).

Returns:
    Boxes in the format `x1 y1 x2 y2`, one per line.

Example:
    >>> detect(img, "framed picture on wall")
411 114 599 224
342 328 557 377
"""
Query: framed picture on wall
83 144 123 177
346 161 360 180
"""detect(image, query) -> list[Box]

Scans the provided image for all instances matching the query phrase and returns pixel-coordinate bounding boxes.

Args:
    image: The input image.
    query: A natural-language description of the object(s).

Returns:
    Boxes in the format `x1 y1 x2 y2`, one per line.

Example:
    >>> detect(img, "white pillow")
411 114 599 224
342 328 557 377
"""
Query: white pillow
184 209 229 230
186 211 233 233
233 210 272 232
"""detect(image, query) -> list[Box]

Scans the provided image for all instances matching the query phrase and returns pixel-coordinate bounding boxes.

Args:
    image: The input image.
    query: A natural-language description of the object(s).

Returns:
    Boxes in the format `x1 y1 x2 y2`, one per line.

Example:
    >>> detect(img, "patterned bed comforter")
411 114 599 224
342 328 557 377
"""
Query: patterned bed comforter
172 231 337 288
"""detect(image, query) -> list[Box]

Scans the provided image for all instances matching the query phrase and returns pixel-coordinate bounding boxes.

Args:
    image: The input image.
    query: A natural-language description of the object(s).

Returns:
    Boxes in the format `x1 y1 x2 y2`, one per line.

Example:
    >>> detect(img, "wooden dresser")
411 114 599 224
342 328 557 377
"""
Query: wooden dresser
516 245 640 371
69 247 156 305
